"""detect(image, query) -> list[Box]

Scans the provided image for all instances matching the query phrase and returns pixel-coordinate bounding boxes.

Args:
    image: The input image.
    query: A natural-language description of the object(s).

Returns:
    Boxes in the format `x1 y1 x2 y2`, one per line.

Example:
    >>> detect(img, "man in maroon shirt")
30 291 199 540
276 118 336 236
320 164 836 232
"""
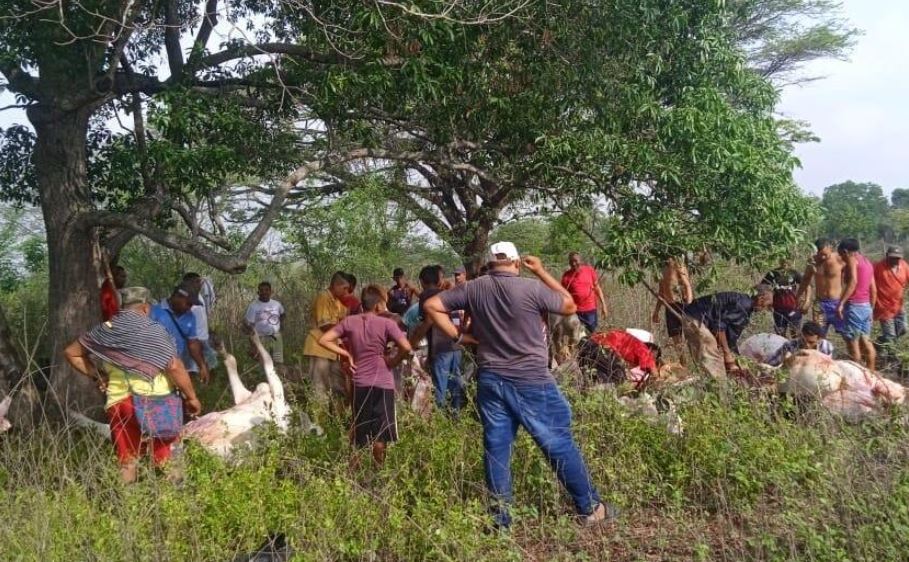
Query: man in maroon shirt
560 252 608 333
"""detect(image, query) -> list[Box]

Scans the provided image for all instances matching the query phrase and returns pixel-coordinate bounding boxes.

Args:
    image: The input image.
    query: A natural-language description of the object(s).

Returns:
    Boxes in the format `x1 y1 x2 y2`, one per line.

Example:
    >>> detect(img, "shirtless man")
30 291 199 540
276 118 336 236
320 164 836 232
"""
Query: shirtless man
796 238 846 337
651 257 694 362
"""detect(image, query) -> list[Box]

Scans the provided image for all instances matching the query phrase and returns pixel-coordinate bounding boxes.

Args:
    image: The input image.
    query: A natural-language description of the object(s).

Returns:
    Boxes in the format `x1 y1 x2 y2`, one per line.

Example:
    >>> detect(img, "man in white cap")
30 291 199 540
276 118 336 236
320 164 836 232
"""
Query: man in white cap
423 241 615 528
874 245 909 347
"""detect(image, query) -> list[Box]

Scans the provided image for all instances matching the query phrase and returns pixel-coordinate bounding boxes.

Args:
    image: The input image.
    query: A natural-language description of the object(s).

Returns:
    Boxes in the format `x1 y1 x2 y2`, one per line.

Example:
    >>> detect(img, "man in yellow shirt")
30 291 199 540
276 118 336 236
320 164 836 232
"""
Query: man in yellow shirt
303 272 351 411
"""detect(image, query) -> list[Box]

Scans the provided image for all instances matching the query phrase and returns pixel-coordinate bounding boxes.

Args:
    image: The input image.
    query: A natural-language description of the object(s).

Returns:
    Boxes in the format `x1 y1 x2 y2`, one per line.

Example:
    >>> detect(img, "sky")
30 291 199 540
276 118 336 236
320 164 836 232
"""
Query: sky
0 0 906 199
777 0 909 196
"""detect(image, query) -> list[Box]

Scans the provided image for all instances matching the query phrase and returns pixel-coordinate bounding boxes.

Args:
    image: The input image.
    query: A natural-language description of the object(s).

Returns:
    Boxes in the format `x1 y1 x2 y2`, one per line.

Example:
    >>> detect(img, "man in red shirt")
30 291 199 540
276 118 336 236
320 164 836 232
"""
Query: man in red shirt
874 245 909 346
100 265 127 321
560 252 607 334
578 329 660 386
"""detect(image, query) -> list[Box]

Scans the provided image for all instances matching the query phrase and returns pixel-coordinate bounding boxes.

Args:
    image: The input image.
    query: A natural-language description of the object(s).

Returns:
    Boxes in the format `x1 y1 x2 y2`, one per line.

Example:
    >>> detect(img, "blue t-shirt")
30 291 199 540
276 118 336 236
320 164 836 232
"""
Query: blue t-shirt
150 301 197 363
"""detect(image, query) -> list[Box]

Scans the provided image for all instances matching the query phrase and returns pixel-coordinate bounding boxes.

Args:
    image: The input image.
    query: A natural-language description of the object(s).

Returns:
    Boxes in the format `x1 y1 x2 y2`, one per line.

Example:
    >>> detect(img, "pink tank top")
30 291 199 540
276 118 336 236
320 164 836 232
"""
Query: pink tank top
850 255 873 304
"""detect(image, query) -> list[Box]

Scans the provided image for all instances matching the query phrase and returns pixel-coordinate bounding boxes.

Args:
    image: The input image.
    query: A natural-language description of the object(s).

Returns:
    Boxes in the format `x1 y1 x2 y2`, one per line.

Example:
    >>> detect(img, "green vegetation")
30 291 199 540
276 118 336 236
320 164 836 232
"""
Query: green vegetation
4 372 909 561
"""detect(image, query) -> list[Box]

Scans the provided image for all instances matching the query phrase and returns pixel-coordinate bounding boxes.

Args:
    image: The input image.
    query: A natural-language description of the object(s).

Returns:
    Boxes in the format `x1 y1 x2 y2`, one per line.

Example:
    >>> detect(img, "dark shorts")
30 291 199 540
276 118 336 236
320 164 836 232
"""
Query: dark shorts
665 302 685 337
819 298 845 335
351 386 397 447
772 309 802 334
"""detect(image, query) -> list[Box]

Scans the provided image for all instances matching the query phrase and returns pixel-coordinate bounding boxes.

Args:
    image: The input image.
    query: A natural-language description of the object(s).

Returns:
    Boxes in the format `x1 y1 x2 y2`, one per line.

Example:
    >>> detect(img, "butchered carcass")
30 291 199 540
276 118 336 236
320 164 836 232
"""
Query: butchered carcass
835 360 906 406
781 352 908 421
740 333 789 364
780 350 843 397
549 313 584 365
69 334 321 453
181 333 316 457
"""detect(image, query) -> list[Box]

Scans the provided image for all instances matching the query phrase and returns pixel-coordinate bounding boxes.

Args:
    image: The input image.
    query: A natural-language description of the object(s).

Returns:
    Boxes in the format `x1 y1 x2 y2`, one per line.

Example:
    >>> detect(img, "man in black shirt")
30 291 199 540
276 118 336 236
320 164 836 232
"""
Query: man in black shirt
682 286 773 377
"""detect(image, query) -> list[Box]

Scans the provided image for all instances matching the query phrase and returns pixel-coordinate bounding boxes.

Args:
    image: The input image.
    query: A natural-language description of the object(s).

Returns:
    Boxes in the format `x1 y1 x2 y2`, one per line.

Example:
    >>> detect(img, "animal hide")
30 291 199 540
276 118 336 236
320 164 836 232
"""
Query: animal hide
739 333 789 364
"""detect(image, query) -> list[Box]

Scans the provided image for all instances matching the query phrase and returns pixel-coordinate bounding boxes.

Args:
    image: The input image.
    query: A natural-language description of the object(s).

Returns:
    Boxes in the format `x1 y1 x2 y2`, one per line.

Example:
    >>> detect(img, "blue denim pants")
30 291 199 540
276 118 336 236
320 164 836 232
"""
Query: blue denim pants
576 310 598 334
476 370 601 527
431 350 465 410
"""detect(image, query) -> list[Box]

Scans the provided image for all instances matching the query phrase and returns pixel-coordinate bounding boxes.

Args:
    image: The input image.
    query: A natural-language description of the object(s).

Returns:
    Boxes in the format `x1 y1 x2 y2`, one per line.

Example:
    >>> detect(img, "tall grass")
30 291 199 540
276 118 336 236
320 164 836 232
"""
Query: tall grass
3 256 909 560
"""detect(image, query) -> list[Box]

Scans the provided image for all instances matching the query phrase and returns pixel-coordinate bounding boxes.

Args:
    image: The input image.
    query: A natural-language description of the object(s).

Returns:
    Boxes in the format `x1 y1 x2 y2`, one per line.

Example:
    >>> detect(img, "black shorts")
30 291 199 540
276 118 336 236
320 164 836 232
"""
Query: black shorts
665 302 685 337
351 386 397 447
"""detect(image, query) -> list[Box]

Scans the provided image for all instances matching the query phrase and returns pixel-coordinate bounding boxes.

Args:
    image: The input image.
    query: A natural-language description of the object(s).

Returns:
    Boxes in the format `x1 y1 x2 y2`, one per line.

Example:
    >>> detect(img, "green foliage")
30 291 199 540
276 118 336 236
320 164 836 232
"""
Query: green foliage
283 177 458 282
891 188 909 210
820 181 890 240
727 0 860 84
4 378 909 560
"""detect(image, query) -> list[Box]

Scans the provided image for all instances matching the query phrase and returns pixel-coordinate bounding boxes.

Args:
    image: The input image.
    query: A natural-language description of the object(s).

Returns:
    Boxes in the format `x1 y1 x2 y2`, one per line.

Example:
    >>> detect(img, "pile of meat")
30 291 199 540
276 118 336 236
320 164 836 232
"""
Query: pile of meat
782 350 905 421
739 333 907 421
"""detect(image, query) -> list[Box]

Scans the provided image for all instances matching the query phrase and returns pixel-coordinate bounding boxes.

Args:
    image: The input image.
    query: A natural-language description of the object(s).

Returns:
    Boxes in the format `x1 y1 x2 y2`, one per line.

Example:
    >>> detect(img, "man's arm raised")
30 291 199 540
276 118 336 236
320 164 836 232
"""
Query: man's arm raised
523 255 576 315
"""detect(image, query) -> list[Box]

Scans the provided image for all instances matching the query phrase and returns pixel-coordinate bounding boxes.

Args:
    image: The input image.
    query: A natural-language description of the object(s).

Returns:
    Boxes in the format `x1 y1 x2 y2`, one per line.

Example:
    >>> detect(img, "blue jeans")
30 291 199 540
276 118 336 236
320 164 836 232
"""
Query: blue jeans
576 310 598 334
879 310 907 344
431 350 465 410
476 370 601 527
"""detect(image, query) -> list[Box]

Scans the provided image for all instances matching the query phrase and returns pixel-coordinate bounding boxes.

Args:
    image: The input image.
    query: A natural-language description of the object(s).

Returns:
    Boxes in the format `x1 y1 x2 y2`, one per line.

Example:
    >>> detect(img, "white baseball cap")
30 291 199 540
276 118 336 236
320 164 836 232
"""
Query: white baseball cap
625 328 654 344
487 241 520 263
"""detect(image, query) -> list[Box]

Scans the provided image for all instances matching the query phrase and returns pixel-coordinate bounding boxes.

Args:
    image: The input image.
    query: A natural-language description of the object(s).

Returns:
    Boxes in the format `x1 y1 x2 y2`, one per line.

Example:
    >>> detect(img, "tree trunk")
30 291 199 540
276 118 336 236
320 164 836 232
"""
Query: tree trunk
28 104 106 419
460 217 494 276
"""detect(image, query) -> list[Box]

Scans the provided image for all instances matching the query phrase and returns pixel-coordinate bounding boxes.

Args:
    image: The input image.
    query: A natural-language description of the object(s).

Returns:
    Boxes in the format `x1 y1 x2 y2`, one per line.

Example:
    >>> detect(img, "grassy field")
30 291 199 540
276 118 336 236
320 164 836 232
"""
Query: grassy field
3 263 909 560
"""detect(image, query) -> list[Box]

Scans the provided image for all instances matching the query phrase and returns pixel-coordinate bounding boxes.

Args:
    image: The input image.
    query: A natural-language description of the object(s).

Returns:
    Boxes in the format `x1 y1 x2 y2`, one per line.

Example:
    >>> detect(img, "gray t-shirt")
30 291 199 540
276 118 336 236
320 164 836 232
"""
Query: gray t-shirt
438 271 565 384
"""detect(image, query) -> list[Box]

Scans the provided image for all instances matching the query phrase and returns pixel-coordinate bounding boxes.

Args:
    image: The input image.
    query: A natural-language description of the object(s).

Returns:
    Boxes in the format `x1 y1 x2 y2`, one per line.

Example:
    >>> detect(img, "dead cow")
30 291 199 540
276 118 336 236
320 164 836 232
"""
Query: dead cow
69 333 321 456
549 312 584 365
181 333 322 457
782 350 907 421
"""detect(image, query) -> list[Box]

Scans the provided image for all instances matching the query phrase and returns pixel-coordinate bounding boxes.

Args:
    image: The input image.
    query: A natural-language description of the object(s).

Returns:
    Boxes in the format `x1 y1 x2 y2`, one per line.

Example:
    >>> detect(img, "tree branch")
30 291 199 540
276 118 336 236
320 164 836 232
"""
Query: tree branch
185 0 219 70
163 0 185 78
90 150 368 272
200 42 347 68
0 62 40 98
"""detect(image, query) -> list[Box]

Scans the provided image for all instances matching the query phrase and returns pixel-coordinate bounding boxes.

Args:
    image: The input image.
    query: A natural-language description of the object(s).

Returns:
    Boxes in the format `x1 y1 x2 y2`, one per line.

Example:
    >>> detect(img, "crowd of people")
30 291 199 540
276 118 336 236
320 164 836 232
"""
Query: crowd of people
62 236 909 528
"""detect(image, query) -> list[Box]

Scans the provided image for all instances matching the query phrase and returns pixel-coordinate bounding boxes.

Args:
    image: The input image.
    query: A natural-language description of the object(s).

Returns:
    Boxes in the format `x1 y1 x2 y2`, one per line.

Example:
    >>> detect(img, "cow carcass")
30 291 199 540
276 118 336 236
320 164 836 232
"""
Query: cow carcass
549 313 584 365
181 333 319 457
781 350 907 421
68 334 320 456
739 333 789 364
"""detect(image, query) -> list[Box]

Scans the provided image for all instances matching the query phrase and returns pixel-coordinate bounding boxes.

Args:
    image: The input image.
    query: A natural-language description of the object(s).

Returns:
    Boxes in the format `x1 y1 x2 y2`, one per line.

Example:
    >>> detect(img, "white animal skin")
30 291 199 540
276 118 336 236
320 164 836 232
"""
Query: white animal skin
549 313 584 365
181 333 295 457
0 394 11 433
67 333 321 456
780 350 843 397
740 333 789 364
781 351 908 420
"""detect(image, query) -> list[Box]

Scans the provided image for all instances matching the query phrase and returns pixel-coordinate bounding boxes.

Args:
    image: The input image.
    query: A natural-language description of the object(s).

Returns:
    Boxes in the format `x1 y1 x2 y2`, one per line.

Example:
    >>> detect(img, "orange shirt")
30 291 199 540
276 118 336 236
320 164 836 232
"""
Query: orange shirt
873 259 909 320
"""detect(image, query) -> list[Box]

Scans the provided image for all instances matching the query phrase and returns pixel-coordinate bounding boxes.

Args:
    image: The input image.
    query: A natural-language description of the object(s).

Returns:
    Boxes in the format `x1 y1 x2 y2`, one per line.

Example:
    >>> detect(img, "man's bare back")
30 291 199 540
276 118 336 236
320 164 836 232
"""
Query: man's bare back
652 258 693 325
659 258 693 303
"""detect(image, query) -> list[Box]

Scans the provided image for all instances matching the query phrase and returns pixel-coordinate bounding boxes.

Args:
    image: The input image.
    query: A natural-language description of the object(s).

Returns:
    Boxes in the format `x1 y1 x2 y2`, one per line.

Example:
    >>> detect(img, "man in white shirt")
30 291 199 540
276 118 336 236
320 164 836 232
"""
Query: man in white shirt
245 281 286 371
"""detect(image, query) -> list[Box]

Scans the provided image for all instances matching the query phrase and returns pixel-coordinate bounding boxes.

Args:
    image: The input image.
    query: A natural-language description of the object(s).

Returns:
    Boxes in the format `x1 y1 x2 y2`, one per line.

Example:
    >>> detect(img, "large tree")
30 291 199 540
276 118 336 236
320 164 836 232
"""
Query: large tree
271 0 852 268
820 181 890 240
291 0 816 272
0 0 526 419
